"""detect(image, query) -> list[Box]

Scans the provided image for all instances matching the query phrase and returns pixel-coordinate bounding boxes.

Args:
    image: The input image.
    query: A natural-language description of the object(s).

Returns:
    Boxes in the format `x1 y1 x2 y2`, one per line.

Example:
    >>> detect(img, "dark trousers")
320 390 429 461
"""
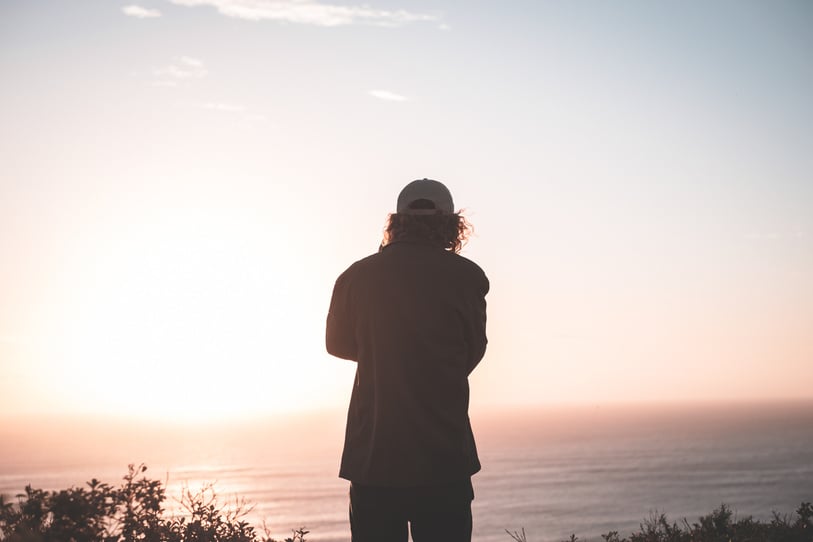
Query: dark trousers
349 479 474 542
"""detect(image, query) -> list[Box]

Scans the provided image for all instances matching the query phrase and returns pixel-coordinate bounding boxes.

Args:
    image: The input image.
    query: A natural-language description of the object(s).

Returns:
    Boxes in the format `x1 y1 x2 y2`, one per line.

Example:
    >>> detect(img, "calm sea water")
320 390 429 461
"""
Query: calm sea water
2 402 812 542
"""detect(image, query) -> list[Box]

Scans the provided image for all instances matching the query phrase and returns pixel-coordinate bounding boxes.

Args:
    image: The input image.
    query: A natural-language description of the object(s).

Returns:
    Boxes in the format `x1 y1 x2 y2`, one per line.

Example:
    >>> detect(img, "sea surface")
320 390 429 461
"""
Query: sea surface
2 402 812 542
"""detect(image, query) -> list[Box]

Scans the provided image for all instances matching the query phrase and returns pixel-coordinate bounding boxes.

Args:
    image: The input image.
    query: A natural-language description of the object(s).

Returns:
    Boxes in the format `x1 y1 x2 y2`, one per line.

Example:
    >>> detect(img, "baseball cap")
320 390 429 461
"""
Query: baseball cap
396 178 455 215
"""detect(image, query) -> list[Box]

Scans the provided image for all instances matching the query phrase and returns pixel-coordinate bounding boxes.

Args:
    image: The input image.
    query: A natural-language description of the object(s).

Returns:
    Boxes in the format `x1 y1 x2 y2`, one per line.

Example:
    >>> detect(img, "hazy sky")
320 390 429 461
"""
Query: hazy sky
1 0 811 421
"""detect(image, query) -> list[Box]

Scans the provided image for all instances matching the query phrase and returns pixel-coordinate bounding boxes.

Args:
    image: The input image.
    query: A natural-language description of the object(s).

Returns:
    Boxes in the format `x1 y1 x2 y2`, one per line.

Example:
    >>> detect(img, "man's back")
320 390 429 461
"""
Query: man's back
327 237 488 486
326 178 488 542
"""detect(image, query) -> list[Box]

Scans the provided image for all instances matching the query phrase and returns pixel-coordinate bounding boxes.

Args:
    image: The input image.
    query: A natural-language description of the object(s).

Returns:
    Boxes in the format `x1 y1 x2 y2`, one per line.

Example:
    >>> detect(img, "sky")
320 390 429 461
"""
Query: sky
1 0 811 422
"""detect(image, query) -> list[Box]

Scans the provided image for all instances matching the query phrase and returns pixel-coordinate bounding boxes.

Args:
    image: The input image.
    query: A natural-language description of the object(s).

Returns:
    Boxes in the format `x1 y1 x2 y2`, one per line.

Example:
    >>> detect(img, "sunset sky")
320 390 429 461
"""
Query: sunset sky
1 0 811 422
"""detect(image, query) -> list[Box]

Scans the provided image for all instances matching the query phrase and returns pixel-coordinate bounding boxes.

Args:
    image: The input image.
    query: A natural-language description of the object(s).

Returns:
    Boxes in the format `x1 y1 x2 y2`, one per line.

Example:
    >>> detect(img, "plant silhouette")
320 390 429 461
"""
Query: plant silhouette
0 464 307 542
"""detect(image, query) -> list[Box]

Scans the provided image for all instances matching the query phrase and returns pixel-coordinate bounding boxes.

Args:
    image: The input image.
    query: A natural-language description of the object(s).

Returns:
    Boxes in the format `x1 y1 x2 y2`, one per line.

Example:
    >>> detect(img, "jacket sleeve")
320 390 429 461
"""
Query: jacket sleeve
326 271 358 361
465 270 489 375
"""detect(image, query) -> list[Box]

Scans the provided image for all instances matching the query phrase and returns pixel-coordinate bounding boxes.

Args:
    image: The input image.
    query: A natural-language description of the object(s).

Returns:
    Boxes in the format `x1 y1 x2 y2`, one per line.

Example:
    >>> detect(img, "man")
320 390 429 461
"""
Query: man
326 179 489 542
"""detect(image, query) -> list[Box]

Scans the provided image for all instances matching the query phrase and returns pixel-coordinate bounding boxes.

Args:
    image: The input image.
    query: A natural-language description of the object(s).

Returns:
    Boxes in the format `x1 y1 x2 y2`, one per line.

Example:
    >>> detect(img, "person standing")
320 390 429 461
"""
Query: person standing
326 179 489 542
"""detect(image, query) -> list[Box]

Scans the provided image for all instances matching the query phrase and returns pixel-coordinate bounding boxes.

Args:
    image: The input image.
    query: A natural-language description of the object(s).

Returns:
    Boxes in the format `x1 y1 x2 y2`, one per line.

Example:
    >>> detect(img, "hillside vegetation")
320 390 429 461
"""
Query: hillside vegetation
1 465 810 542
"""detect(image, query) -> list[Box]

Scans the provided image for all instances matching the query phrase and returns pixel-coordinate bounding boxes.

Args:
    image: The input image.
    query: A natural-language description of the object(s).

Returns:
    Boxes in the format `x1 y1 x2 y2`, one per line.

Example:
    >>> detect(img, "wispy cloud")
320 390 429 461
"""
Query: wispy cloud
196 102 247 113
190 102 267 124
168 0 438 27
369 89 407 102
744 228 806 241
155 56 208 80
123 5 162 18
744 232 781 241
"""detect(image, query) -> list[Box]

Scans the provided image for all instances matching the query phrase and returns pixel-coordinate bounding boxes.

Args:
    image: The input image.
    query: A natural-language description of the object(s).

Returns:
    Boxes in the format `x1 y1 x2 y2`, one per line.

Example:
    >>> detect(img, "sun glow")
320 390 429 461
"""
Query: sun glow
28 206 348 421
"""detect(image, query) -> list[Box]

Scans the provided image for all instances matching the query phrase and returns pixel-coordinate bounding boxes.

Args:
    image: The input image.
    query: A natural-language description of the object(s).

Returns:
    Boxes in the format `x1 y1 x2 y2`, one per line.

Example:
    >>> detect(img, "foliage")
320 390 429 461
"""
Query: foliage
0 464 307 542
509 501 813 542
3 465 809 542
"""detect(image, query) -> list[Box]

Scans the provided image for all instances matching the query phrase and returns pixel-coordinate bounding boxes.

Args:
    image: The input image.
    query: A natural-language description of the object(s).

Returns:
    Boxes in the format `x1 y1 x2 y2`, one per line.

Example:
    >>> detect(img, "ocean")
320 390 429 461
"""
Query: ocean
2 401 811 542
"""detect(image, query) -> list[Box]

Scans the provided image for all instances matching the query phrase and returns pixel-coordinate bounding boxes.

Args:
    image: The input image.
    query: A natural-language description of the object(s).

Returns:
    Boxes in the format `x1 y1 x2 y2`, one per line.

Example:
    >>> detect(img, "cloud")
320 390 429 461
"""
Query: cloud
196 102 247 113
123 5 162 18
744 229 806 241
368 89 407 102
168 0 438 27
744 232 781 241
190 102 267 124
155 56 208 80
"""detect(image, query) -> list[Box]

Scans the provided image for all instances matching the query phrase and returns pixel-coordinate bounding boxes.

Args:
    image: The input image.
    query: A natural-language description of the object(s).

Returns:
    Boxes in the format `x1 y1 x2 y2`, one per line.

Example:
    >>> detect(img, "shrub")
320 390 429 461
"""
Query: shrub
509 501 813 542
0 464 306 542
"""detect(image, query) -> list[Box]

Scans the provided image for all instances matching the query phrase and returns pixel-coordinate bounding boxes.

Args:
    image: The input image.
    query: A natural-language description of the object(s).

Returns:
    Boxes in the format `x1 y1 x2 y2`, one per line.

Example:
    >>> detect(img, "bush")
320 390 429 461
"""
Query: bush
0 464 307 542
3 465 810 542
508 501 813 542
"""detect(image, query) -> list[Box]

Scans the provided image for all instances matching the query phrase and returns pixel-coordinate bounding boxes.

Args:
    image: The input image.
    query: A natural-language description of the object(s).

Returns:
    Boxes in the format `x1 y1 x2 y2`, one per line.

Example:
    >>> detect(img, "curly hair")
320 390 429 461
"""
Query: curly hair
382 212 472 254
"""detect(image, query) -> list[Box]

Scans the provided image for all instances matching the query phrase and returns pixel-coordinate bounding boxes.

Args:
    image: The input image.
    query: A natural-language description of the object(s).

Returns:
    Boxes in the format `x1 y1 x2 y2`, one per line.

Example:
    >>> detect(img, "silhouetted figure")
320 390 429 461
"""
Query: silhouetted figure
326 179 489 542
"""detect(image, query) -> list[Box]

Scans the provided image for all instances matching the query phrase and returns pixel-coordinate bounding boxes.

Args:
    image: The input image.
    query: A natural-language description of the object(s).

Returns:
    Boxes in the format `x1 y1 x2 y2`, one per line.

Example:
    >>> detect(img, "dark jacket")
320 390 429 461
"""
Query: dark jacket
326 237 489 486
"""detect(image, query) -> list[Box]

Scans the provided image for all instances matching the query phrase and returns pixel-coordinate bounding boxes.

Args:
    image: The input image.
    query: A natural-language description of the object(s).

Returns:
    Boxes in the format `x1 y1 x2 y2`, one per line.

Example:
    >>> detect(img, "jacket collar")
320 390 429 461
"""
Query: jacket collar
383 235 446 251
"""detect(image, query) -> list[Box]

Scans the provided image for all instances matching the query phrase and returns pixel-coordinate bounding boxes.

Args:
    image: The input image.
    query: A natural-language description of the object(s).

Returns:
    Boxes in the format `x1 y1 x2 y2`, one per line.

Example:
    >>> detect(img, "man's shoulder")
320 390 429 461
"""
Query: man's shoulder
449 251 486 274
347 250 383 271
451 253 489 293
337 247 488 289
334 251 382 282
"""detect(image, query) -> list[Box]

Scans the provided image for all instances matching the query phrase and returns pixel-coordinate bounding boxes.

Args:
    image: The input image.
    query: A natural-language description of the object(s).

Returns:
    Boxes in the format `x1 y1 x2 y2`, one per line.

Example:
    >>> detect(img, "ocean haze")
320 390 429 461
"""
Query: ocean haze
2 400 811 541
